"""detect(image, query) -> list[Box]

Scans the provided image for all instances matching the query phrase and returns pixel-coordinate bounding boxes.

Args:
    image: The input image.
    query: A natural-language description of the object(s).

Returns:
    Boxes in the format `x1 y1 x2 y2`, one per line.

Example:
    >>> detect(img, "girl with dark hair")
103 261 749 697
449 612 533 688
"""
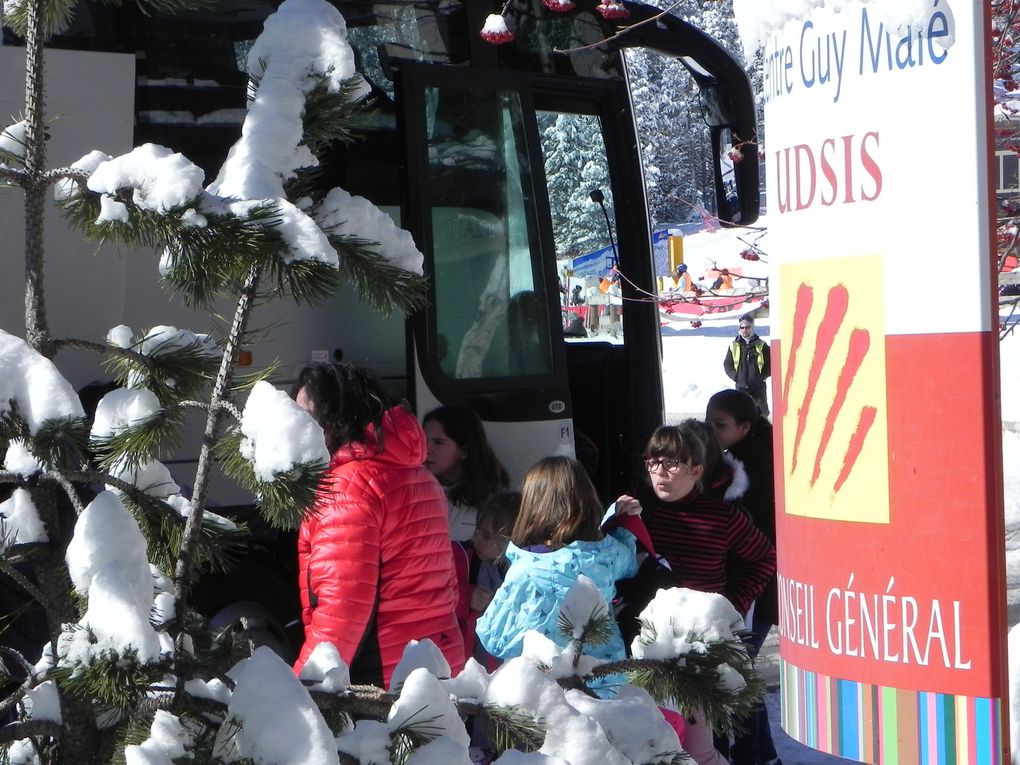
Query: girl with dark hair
705 389 780 765
634 422 775 765
704 390 776 625
636 423 774 614
475 456 641 666
291 362 464 687
681 417 749 503
422 404 509 541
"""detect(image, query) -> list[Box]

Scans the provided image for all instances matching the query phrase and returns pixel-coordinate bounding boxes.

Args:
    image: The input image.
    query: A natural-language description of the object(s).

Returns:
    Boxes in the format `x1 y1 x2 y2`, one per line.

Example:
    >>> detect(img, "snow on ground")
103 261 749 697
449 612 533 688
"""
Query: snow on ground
656 220 1020 764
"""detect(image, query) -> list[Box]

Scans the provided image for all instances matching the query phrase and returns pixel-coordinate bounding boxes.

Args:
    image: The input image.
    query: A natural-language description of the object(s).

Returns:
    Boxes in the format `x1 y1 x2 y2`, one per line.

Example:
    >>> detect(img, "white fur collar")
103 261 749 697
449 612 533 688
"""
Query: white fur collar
723 452 749 501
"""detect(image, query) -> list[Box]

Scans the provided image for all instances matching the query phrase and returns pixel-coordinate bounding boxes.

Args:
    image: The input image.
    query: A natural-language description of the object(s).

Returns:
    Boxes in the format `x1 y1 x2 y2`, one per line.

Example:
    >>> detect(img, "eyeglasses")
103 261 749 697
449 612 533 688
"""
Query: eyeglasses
739 324 752 330
644 457 689 474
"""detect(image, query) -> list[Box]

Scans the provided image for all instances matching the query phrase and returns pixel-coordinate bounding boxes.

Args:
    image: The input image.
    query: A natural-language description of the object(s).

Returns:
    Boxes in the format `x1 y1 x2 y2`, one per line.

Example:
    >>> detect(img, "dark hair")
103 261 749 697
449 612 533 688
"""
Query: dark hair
739 313 755 325
679 418 722 473
643 424 706 470
706 389 761 427
477 491 522 537
290 362 396 453
512 456 603 549
422 404 509 506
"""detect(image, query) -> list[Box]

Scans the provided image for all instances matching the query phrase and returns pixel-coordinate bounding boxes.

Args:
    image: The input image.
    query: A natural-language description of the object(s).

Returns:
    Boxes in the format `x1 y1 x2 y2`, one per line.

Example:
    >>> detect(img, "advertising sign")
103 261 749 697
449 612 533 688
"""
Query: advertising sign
760 2 1008 762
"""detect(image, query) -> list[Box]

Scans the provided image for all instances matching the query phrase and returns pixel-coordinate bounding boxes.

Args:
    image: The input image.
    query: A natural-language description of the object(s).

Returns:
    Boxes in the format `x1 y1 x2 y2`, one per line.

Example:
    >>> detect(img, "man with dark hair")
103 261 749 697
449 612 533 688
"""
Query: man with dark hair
723 314 771 416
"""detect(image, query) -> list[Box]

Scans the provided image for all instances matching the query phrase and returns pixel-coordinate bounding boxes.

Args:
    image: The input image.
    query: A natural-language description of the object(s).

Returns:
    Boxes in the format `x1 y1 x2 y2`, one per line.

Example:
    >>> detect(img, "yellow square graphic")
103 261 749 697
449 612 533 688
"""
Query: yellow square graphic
779 256 889 523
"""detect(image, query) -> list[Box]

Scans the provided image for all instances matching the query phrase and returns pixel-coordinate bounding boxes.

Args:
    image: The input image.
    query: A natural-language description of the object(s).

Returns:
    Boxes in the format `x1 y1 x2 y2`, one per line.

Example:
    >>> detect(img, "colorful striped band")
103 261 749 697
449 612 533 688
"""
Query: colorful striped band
779 659 1004 764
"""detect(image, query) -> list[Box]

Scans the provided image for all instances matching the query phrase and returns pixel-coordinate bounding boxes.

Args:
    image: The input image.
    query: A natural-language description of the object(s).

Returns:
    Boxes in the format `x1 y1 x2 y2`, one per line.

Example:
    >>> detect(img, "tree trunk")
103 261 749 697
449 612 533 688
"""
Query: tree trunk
19 0 101 756
22 0 52 356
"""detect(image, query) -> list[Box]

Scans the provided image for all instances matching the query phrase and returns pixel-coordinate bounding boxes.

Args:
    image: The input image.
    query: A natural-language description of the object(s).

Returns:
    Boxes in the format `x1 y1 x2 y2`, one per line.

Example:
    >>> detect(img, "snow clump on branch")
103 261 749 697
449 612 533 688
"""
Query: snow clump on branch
90 387 162 441
212 647 341 765
239 380 329 482
63 491 163 663
205 0 370 265
124 710 196 765
208 0 357 201
316 187 424 275
0 119 28 161
0 328 85 434
631 587 746 660
388 638 452 691
3 438 44 477
87 144 205 214
0 488 49 551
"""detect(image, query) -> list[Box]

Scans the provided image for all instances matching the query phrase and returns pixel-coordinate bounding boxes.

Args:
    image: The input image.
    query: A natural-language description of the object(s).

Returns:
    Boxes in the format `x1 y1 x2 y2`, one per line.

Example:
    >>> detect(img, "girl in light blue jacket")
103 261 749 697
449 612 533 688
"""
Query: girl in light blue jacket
475 456 641 664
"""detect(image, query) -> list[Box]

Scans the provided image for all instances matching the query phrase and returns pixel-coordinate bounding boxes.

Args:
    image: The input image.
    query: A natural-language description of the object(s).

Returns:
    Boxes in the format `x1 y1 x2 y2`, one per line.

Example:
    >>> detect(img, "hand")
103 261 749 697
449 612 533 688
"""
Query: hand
470 586 494 613
614 494 642 517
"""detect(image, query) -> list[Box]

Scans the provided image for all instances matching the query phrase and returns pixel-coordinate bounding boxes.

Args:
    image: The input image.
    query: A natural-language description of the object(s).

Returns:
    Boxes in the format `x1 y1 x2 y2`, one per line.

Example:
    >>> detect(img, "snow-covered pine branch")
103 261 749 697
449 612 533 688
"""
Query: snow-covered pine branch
3 0 433 757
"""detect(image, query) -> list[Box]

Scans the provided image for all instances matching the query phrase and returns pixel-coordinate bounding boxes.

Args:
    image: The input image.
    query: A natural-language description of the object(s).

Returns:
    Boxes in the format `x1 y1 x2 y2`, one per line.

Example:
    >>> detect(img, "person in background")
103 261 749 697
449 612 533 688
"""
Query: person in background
706 389 781 765
673 263 694 293
475 456 641 669
291 362 464 687
710 268 735 291
423 404 509 542
723 314 771 416
680 417 748 503
452 490 521 669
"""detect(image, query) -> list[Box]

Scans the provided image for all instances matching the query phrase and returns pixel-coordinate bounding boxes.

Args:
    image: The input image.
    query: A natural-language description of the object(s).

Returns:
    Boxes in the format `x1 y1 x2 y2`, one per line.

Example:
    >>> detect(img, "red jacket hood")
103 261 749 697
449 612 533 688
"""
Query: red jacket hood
330 406 426 470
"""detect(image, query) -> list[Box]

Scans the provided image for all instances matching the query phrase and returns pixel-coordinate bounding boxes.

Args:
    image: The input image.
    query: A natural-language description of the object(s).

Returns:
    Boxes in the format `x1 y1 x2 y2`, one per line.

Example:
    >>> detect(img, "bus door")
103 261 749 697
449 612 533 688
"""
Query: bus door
531 79 664 504
397 62 578 490
397 62 663 499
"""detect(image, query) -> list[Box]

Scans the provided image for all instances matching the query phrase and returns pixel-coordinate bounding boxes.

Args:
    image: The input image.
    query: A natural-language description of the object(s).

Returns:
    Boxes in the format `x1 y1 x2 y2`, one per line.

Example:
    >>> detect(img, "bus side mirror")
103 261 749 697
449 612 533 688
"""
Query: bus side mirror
711 125 758 226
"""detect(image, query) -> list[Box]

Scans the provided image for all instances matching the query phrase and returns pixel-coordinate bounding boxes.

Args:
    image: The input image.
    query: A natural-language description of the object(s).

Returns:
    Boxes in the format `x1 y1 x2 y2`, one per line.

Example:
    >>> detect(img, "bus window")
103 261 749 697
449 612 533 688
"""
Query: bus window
425 85 555 380
537 111 622 342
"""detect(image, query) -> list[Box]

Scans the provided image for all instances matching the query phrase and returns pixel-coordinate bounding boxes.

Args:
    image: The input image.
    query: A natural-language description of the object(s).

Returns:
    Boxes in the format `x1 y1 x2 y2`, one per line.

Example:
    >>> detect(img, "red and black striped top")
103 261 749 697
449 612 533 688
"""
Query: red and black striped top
639 487 776 616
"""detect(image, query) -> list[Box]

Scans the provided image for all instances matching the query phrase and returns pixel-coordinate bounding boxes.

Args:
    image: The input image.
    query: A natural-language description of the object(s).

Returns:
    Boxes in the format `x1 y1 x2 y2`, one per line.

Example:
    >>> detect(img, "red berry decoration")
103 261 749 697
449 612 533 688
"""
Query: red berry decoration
543 0 575 10
597 2 629 20
480 14 515 45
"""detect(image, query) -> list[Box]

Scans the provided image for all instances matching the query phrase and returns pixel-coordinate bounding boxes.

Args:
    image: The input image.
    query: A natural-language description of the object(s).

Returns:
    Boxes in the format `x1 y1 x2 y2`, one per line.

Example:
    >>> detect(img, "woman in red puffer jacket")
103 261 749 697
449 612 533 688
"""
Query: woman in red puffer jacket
291 362 464 687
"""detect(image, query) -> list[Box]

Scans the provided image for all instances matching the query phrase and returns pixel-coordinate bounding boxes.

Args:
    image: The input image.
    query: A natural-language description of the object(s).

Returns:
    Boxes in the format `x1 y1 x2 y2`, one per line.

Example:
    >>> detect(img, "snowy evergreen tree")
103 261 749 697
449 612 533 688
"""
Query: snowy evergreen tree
539 113 613 259
625 0 758 228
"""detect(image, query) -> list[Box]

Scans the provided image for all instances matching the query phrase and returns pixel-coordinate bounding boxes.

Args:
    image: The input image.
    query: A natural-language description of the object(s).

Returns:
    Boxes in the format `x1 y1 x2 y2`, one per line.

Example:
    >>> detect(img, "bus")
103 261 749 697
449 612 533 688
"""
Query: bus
0 0 758 654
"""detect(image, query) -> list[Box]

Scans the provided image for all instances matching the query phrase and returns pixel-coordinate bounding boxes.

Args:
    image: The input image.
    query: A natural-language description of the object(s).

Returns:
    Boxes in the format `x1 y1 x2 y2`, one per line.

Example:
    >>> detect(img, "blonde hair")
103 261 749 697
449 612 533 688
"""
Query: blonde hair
511 456 603 549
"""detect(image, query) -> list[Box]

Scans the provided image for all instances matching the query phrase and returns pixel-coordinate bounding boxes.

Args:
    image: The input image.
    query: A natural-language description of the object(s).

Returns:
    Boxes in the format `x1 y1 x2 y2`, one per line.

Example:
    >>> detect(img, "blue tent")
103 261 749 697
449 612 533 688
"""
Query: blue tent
572 226 703 278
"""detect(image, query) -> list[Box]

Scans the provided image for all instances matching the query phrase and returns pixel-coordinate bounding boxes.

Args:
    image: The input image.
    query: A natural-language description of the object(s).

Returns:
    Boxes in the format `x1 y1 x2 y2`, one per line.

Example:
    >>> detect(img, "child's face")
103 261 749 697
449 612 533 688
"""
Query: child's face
646 456 703 502
706 407 751 450
424 419 466 484
472 519 508 561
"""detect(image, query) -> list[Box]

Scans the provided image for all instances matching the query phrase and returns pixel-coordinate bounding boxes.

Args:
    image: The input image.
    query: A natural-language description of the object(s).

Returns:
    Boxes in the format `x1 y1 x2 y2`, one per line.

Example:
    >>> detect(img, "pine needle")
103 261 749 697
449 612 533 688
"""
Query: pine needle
215 429 325 530
478 704 545 755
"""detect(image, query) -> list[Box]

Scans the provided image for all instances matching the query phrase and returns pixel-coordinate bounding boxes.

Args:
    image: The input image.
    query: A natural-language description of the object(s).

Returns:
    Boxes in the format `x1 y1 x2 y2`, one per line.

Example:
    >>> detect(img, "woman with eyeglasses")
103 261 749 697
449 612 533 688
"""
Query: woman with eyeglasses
630 423 775 765
636 424 775 616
